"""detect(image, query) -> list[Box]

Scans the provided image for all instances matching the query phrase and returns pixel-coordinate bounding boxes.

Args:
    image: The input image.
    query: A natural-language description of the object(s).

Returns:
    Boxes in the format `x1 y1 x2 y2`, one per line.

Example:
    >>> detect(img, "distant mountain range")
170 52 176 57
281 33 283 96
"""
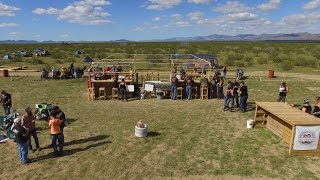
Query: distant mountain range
1 32 320 44
162 32 320 41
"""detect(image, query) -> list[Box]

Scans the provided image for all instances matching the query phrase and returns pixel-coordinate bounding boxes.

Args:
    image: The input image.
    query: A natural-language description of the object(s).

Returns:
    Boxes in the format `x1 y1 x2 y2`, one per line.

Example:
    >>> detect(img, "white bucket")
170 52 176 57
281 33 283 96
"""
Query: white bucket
140 93 144 99
135 124 148 137
247 119 254 129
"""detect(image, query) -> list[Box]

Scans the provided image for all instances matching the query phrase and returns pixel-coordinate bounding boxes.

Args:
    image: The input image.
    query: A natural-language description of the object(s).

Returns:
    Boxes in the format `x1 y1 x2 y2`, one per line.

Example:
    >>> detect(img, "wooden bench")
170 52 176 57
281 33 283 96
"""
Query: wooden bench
254 102 320 156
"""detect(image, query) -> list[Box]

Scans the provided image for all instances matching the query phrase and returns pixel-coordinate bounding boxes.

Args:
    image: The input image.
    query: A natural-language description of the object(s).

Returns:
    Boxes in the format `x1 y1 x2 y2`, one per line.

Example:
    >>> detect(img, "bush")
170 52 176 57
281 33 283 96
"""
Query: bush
30 57 44 65
281 61 294 71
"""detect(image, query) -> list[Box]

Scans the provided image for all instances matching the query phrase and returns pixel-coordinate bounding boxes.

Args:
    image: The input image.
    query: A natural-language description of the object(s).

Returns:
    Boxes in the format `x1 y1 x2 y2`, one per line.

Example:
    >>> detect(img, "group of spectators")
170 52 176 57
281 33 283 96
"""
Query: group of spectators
224 80 248 113
1 90 66 164
276 82 320 118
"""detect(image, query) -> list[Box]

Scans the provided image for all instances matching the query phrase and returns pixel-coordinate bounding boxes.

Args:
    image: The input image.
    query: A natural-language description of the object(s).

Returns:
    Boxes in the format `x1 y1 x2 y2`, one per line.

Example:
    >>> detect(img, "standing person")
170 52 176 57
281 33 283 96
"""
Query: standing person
300 99 312 114
185 77 193 100
21 107 40 152
313 96 320 118
49 114 64 157
52 106 66 144
12 117 30 164
277 82 288 102
239 81 248 113
223 66 227 78
0 90 12 115
170 74 178 100
224 81 234 112
233 79 240 108
119 79 128 102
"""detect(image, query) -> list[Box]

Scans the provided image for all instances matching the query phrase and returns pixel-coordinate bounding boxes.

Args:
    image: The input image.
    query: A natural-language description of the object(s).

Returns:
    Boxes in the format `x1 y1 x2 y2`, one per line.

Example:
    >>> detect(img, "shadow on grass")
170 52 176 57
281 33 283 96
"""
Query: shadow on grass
147 131 161 137
246 102 256 112
65 118 78 125
42 134 110 150
32 140 111 162
64 134 109 146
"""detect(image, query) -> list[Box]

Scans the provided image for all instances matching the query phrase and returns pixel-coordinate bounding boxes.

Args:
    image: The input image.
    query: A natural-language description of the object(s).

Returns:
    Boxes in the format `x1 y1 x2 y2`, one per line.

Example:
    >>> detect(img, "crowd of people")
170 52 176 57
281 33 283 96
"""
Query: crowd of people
2 65 320 164
0 92 66 164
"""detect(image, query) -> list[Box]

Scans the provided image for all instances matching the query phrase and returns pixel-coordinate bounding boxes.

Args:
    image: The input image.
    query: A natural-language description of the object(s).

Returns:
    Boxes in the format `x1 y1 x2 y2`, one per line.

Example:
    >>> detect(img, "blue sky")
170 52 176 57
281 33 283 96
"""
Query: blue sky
0 0 320 41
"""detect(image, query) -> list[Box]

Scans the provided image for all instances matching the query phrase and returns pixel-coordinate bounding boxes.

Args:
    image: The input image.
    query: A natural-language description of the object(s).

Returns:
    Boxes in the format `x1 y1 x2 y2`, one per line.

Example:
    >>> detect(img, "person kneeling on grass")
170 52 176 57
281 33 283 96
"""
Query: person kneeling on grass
300 99 312 114
49 114 64 157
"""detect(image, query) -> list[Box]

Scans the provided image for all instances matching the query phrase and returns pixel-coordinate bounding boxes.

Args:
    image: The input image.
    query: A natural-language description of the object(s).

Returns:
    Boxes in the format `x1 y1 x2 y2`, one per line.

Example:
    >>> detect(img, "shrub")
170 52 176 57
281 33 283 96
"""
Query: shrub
281 61 294 71
30 57 44 65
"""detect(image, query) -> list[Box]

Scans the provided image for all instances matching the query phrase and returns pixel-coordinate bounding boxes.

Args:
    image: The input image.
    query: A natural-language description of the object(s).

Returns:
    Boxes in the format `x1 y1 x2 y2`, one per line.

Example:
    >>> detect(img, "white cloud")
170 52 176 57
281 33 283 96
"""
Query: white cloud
213 1 251 14
60 34 70 38
0 2 20 16
188 11 203 21
175 21 190 27
170 13 183 20
280 12 320 25
152 17 161 21
32 0 112 25
303 0 320 10
0 23 18 27
9 32 22 36
226 12 258 21
257 0 281 11
188 0 212 4
146 0 181 10
33 35 41 38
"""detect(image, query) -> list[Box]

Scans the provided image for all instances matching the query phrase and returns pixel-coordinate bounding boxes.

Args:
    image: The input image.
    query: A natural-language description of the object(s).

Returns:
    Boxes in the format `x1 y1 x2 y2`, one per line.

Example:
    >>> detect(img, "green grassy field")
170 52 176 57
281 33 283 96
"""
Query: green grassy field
1 73 320 179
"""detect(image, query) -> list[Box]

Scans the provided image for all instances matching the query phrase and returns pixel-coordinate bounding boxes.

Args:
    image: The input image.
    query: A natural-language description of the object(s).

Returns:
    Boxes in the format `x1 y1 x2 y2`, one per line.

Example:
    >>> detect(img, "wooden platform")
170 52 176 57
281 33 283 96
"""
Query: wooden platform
254 102 320 156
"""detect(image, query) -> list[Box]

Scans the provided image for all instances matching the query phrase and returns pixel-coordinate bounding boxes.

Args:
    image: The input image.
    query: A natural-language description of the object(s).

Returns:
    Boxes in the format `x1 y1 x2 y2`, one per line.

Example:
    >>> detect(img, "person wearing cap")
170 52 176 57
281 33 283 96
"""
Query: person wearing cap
12 117 30 164
52 106 66 144
21 107 40 152
313 96 320 118
49 114 64 156
277 82 288 102
0 90 12 115
300 99 312 114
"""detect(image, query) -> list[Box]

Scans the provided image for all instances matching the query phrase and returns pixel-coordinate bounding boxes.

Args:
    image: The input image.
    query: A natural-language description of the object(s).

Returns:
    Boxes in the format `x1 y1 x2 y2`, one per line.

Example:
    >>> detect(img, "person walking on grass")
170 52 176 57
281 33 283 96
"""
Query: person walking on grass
277 82 288 102
12 117 30 164
239 81 248 113
49 114 64 157
0 90 12 115
21 107 40 152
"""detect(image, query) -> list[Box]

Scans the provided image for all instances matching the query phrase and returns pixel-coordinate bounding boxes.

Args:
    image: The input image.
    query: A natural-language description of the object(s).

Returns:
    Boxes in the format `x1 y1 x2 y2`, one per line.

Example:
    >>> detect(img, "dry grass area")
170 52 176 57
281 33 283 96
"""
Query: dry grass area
0 76 320 180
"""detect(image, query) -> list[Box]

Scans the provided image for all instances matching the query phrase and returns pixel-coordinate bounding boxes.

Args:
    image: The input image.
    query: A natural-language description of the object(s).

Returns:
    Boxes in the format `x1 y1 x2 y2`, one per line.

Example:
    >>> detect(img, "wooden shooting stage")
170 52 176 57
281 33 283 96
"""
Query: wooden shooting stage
254 102 320 156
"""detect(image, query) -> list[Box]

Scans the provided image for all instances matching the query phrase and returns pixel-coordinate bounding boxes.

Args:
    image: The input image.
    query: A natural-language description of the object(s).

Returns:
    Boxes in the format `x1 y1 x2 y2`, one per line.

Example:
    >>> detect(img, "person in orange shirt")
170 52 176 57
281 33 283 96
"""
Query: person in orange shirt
49 114 63 157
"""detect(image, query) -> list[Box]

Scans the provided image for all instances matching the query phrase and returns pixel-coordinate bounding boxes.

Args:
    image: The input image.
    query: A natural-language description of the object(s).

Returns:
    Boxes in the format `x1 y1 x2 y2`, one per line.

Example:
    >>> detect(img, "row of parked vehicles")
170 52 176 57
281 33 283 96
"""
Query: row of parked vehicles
41 66 86 80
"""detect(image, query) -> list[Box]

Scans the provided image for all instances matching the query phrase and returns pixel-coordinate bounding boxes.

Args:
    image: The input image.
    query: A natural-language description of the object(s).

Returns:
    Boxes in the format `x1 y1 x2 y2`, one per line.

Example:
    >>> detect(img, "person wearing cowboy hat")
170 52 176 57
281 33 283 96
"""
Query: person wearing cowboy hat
12 117 30 164
300 99 312 114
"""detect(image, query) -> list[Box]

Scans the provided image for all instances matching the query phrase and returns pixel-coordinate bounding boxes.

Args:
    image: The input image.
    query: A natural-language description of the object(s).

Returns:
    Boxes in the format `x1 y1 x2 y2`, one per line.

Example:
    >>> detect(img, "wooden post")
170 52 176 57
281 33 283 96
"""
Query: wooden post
289 125 296 155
